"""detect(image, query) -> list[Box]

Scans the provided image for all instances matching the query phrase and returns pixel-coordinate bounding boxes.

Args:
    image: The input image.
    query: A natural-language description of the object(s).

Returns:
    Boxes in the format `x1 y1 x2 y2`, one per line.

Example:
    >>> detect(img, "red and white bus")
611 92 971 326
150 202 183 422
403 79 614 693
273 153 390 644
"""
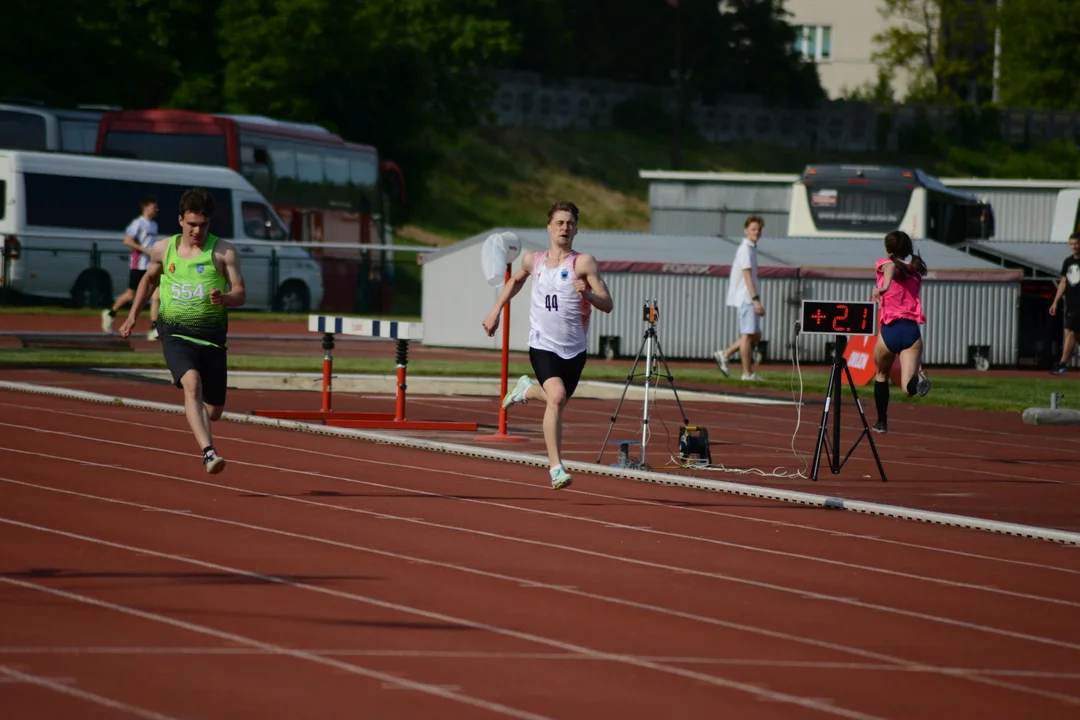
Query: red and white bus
94 110 406 311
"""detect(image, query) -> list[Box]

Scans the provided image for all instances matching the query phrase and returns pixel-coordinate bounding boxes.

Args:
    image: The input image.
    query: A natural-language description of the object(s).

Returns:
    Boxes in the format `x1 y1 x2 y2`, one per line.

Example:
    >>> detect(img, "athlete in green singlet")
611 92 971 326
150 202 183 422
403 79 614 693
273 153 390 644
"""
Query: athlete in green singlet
120 188 247 474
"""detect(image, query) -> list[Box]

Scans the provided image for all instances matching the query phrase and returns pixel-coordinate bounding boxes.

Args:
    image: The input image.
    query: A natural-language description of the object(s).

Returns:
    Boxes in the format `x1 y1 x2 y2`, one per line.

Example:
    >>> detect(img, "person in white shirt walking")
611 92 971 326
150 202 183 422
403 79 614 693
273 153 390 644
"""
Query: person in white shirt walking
482 201 614 489
102 196 160 338
714 215 765 381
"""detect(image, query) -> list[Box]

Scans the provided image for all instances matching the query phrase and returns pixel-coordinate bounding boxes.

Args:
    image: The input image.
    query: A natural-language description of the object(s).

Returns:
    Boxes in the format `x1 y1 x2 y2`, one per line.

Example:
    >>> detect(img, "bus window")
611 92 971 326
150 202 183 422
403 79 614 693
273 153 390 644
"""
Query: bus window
295 149 323 205
323 154 352 208
240 142 272 197
241 201 289 240
0 110 47 150
59 119 100 154
349 154 378 188
265 139 297 205
805 182 912 233
100 131 228 166
23 173 234 236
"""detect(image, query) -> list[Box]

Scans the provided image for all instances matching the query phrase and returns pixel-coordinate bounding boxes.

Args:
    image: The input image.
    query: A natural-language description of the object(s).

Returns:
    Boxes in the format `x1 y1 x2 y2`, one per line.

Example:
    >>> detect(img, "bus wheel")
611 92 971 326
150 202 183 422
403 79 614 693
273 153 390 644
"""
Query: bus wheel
71 271 113 309
274 281 310 313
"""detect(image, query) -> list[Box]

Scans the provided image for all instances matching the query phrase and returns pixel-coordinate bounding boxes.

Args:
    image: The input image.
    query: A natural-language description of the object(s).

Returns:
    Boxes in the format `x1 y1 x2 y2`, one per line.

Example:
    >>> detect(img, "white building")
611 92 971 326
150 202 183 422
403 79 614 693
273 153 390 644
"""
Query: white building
420 228 1024 368
784 0 915 100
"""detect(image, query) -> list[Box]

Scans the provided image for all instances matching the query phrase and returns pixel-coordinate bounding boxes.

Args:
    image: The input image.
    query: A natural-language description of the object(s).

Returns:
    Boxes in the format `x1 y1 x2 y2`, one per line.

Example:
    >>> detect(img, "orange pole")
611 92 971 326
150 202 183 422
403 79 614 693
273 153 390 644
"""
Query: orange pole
320 339 334 413
395 360 407 422
497 264 512 435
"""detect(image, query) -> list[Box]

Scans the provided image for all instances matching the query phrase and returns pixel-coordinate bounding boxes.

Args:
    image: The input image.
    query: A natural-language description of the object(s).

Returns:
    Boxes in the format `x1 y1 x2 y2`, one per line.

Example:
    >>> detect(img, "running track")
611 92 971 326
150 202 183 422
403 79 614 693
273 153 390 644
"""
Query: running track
2 386 1080 718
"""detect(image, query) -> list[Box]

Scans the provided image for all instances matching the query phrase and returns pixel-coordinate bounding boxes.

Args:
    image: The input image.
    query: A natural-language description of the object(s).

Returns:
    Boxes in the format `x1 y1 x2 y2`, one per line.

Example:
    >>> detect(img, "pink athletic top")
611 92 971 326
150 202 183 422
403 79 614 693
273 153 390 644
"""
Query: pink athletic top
876 257 925 325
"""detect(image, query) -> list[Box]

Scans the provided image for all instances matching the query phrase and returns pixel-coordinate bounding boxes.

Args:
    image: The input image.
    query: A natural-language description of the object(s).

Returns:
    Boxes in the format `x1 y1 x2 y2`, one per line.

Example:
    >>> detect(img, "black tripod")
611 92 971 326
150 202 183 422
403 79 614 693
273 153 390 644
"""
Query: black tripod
811 334 887 482
597 314 689 470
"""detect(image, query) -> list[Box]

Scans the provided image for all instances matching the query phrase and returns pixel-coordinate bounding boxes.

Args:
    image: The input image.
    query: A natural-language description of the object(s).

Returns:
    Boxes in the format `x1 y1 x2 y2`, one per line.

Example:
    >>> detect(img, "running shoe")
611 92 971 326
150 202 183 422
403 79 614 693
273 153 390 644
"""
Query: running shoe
146 326 159 341
550 465 573 490
741 372 763 382
1050 362 1068 376
915 370 931 397
872 419 887 434
713 350 730 377
100 309 113 334
203 449 226 475
502 375 533 408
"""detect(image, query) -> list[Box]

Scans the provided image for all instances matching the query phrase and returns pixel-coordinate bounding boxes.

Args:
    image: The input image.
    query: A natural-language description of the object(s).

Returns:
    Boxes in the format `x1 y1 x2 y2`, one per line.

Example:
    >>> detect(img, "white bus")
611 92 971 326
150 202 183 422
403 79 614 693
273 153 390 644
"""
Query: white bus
787 164 996 244
0 102 107 154
0 150 324 311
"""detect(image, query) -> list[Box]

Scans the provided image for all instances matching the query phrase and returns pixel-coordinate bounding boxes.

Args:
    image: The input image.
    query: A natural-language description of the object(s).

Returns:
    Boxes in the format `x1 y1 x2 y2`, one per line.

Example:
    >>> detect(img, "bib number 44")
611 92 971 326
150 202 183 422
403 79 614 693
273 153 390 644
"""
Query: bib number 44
544 294 559 311
171 282 205 301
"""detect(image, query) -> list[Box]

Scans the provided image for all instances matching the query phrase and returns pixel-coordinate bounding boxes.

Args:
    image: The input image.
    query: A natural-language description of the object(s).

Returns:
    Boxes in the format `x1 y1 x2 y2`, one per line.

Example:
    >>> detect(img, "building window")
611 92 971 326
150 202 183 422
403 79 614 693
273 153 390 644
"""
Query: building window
794 25 833 62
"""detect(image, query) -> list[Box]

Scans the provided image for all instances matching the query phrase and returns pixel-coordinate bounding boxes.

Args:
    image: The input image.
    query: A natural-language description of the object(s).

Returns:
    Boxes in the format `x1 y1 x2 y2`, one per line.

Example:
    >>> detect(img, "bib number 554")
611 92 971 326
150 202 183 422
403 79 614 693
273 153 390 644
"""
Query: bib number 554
171 282 205 301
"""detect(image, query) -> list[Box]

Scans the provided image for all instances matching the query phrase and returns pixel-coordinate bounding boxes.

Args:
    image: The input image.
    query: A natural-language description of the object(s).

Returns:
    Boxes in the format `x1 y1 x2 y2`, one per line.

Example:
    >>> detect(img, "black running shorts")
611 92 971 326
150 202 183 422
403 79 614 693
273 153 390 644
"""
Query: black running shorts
128 269 147 291
1067 311 1080 334
161 335 228 407
529 348 588 398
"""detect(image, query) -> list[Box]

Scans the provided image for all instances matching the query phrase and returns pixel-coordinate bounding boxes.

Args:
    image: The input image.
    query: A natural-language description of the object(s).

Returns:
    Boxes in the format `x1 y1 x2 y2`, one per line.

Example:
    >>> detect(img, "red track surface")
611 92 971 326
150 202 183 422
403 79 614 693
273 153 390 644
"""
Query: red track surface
2 374 1080 718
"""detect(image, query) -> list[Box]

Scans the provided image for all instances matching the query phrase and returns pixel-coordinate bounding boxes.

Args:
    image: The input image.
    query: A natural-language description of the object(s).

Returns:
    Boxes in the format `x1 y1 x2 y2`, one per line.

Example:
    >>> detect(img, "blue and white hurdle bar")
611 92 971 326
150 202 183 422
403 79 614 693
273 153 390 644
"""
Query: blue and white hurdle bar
250 315 479 432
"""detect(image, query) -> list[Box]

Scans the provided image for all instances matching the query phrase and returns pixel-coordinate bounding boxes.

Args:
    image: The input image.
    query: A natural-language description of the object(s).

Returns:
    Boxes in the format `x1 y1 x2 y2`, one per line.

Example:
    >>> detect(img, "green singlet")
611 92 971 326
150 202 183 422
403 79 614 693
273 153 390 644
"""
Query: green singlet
156 234 228 348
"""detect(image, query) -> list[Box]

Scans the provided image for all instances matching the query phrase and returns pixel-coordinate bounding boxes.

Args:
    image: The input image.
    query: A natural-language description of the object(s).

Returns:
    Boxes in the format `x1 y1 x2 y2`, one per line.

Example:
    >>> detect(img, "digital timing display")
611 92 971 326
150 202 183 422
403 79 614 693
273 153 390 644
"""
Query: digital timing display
800 301 877 336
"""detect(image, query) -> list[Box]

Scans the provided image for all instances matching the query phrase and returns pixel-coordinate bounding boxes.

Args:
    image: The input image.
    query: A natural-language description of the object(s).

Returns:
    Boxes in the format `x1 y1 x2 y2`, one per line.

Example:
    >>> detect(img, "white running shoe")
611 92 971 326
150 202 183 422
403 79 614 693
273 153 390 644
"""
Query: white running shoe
741 373 763 382
916 370 931 397
502 375 533 409
101 309 114 334
713 350 730 377
146 326 159 341
203 452 226 475
550 465 573 489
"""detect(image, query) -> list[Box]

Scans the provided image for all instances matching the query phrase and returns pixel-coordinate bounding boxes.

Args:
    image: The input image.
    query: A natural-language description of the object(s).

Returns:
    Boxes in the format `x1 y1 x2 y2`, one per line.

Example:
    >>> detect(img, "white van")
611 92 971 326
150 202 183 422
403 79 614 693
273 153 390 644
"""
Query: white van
0 150 323 311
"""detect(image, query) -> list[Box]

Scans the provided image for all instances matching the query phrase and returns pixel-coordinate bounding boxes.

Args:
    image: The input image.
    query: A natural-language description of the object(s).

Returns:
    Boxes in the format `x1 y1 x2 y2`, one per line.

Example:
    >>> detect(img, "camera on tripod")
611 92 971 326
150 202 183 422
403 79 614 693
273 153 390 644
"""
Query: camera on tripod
642 299 659 324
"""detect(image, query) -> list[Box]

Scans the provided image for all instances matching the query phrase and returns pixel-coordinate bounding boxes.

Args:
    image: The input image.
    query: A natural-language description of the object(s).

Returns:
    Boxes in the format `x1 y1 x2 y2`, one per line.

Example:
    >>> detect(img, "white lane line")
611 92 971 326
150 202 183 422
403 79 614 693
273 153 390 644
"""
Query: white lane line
3 648 1080 679
0 664 182 720
5 440 1080 654
0 579 553 720
2 476 1077 707
7 401 1079 577
0 525 887 720
4 417 1079 610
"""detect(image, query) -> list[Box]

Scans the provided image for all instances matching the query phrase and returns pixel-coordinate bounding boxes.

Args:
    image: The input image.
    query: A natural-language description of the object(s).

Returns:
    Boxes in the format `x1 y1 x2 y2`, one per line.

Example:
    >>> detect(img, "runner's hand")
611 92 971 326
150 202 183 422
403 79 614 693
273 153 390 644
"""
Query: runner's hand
482 312 500 337
118 317 136 338
210 289 224 306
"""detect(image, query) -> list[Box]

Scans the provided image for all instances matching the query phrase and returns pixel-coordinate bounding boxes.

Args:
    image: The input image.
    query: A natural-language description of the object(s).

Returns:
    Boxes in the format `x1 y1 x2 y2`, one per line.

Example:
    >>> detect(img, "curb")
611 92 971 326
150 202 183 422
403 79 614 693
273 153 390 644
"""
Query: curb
2 379 1078 546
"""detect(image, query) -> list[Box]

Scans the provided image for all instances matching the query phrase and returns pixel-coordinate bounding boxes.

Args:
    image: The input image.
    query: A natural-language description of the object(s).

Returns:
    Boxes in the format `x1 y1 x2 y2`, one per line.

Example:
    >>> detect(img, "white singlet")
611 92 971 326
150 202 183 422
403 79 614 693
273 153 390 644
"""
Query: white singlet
528 250 591 359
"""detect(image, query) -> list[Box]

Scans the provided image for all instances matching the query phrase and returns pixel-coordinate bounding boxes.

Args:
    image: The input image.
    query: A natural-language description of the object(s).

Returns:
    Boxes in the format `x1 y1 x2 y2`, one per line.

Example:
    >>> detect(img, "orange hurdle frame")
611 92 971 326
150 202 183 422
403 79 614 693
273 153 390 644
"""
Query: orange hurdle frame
252 327 478 432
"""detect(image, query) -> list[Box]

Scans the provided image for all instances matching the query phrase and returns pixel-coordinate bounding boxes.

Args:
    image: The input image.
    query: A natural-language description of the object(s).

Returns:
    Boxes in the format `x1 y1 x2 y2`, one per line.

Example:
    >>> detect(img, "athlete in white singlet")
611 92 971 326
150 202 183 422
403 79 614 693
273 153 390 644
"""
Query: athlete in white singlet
482 201 614 489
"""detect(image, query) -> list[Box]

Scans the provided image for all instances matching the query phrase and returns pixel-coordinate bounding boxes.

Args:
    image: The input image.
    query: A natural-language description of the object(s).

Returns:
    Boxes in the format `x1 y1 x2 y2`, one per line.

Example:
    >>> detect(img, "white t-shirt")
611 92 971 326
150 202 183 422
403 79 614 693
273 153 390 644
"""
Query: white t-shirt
726 238 759 307
126 216 158 271
528 250 590 359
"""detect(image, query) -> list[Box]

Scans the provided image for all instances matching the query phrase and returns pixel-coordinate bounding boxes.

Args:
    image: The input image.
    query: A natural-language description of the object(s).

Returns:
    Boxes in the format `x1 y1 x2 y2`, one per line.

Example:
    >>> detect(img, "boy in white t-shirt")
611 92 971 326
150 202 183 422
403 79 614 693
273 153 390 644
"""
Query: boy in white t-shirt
713 215 765 381
102 196 160 338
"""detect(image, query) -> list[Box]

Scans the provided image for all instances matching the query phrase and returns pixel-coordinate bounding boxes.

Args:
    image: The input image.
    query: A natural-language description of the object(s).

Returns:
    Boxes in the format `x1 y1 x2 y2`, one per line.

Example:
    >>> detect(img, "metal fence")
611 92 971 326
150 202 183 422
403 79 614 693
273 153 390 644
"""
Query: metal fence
1 234 426 317
589 271 1022 368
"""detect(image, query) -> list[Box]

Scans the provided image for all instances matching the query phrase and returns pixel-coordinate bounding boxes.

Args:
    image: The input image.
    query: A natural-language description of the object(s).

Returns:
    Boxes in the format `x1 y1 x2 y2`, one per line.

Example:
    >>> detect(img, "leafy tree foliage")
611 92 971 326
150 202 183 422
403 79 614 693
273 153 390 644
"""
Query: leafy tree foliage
997 0 1080 110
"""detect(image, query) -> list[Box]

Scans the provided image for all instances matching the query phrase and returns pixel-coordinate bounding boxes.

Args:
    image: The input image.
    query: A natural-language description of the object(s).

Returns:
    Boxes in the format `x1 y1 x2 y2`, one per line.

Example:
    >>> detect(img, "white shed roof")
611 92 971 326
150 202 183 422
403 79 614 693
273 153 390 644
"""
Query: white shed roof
422 228 787 266
424 228 1008 272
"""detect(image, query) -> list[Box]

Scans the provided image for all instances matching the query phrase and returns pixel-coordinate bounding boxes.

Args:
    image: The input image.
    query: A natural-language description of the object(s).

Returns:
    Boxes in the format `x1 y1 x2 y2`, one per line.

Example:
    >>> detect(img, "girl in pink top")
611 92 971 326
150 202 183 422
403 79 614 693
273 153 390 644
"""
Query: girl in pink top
868 230 931 434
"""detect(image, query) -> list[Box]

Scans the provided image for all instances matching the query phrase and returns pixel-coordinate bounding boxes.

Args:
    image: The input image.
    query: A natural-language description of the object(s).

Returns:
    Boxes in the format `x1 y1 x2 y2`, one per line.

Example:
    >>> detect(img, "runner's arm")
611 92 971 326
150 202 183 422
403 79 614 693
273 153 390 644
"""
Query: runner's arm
216 241 247 308
126 240 167 321
576 254 613 313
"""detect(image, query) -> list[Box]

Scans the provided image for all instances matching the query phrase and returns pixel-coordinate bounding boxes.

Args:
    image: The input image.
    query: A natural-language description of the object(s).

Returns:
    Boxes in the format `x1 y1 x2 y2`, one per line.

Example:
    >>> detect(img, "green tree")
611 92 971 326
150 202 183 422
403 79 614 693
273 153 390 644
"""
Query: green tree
997 0 1080 110
871 0 998 104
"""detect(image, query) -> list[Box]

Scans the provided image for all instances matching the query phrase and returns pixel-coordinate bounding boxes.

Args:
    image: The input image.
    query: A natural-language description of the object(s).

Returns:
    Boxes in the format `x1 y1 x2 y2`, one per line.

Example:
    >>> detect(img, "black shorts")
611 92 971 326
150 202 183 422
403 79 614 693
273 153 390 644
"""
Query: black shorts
880 319 921 354
161 336 228 407
128 269 147 291
529 348 587 398
1067 311 1080 334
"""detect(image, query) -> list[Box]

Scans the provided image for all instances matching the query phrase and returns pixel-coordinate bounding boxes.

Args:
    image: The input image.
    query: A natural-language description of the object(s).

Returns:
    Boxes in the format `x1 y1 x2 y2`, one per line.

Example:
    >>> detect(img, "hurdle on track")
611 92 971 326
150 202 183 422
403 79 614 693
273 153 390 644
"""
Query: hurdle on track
250 315 479 432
